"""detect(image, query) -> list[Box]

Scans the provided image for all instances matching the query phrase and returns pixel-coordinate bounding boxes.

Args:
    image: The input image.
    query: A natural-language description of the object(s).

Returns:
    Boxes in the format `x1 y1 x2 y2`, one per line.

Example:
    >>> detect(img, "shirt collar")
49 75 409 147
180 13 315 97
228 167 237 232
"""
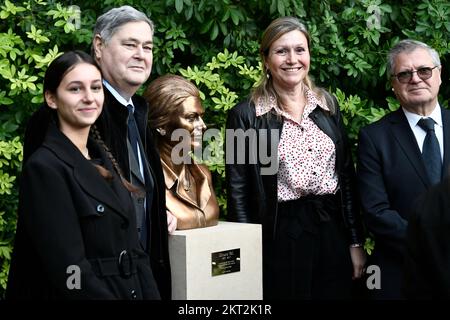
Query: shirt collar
103 80 135 111
255 88 329 117
402 103 442 128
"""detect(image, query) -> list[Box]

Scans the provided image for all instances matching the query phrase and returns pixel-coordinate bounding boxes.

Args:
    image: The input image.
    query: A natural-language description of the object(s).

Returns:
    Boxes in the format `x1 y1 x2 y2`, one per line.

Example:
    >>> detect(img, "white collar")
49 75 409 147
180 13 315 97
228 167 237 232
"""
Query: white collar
402 103 442 128
103 80 134 111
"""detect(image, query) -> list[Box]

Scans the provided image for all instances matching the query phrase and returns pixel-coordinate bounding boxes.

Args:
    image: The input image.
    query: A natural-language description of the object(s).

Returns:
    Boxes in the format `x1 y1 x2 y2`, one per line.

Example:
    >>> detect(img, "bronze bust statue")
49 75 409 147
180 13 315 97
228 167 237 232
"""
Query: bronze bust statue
144 74 219 229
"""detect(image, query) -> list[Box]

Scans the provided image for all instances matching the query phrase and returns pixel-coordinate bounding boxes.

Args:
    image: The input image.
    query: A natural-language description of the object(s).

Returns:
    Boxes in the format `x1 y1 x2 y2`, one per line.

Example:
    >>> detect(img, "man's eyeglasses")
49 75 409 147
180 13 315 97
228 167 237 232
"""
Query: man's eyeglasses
392 66 439 84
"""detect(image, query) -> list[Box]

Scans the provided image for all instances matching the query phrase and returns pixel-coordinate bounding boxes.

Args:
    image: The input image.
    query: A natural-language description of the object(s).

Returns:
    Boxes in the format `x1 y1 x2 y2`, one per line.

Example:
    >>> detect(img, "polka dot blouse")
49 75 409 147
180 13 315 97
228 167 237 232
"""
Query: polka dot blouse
255 89 338 202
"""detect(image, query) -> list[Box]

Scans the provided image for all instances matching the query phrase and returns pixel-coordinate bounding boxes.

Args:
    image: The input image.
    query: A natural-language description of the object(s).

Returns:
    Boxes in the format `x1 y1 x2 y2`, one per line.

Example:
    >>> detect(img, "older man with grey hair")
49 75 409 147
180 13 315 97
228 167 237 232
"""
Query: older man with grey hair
357 39 450 299
19 6 173 300
92 5 172 300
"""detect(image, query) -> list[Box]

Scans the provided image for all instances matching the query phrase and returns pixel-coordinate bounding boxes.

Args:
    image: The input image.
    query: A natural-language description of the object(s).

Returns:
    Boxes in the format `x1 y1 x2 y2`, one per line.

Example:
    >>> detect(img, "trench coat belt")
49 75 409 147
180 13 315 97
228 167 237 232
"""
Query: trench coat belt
88 250 148 279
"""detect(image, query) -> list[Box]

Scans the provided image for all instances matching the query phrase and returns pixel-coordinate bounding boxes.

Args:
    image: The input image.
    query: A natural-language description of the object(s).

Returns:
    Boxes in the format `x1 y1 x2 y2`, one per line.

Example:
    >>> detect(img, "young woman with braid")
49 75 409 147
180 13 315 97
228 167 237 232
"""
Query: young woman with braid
6 51 160 299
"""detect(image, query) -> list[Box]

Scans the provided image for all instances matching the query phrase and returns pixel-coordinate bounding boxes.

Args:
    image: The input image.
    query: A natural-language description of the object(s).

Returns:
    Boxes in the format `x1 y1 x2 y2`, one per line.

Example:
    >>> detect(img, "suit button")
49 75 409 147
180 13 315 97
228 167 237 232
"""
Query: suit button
131 289 137 300
96 204 105 213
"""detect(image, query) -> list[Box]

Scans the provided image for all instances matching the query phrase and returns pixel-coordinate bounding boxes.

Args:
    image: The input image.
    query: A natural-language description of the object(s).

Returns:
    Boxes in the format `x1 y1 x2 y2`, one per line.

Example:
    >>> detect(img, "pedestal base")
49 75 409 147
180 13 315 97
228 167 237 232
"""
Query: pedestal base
169 221 262 300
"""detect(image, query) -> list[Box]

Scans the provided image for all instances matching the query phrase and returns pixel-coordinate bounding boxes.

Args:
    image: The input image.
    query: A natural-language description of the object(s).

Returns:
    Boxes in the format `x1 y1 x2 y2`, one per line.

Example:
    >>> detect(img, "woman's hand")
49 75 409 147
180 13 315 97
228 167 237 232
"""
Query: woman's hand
167 210 177 234
349 246 366 280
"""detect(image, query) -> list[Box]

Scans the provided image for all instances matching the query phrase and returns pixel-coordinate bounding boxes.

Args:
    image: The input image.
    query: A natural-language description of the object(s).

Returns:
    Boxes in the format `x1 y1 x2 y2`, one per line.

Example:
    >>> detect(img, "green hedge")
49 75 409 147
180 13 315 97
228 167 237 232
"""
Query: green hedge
1 0 450 297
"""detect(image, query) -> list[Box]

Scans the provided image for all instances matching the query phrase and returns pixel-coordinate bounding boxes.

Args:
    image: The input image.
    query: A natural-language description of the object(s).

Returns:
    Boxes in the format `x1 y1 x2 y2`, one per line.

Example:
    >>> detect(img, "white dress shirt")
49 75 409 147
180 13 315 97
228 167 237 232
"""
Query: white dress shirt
403 103 444 161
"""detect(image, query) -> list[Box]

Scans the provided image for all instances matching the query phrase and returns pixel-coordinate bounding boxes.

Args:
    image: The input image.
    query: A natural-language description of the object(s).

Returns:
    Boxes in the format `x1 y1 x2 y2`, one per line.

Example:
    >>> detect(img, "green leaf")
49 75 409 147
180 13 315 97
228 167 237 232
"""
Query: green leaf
219 22 227 36
370 32 380 45
417 3 428 9
31 95 44 104
230 9 239 25
175 0 183 13
269 0 277 14
378 63 386 77
0 11 10 19
277 0 285 16
185 5 193 20
210 23 219 40
27 82 36 91
0 96 13 105
200 19 214 34
221 8 230 22
54 20 65 27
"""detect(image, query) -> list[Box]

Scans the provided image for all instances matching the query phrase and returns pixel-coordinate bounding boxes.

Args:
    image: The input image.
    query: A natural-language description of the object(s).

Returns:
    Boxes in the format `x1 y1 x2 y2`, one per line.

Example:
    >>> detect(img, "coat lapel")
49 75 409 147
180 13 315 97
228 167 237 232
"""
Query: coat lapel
176 165 212 211
161 160 210 210
73 165 129 222
43 124 129 221
441 107 450 177
389 109 430 187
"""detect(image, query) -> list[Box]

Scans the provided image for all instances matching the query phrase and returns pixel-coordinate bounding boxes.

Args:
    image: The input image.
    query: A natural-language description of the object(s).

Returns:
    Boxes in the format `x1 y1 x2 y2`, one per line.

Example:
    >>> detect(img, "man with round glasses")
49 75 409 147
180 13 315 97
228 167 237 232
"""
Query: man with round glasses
357 39 450 299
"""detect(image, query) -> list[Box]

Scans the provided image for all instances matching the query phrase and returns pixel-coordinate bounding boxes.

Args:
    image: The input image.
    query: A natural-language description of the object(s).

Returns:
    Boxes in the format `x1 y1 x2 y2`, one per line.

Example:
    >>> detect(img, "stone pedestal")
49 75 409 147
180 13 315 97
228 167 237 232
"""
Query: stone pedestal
169 221 262 300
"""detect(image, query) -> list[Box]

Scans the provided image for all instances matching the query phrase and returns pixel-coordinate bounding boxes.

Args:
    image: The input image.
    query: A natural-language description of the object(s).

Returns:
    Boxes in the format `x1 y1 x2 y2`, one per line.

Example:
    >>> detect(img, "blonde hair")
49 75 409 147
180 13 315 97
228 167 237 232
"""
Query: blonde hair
251 16 335 114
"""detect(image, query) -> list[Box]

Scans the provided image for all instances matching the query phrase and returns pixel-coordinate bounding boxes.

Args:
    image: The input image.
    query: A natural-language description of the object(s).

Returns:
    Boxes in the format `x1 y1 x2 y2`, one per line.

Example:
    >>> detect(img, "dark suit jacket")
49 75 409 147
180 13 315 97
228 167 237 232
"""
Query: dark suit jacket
404 176 450 299
7 123 160 299
357 106 450 299
95 89 171 300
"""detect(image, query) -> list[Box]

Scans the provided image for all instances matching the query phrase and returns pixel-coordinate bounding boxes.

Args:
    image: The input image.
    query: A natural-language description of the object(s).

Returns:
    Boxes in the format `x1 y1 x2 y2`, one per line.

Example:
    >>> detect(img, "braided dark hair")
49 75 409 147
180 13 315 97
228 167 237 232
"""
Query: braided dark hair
90 124 144 197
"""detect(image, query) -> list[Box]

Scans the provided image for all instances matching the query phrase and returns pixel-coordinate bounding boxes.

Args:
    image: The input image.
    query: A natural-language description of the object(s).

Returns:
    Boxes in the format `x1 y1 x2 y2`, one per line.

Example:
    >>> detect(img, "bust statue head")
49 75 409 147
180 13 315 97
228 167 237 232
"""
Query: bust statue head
144 74 206 153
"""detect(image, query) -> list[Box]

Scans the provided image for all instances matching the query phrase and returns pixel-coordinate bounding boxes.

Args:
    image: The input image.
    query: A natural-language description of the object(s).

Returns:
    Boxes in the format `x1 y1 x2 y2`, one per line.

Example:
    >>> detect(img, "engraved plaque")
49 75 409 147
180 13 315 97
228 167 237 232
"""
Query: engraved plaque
211 248 240 276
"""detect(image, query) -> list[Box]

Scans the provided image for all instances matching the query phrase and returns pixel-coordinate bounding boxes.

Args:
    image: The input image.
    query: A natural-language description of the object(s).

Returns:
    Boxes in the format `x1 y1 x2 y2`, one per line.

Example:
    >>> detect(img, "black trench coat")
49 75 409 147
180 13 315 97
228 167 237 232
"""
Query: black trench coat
6 123 160 299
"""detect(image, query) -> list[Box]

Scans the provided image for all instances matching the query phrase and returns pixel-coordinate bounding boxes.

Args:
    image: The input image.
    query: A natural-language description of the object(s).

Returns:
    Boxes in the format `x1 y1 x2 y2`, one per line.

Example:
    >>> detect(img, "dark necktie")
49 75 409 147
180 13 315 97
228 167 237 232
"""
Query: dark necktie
126 104 140 162
417 117 442 185
126 104 149 248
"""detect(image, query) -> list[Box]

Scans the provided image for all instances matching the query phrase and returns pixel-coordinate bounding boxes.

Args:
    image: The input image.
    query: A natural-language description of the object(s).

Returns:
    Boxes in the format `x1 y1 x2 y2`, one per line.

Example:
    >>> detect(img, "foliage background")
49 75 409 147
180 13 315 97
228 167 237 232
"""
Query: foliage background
1 0 450 297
